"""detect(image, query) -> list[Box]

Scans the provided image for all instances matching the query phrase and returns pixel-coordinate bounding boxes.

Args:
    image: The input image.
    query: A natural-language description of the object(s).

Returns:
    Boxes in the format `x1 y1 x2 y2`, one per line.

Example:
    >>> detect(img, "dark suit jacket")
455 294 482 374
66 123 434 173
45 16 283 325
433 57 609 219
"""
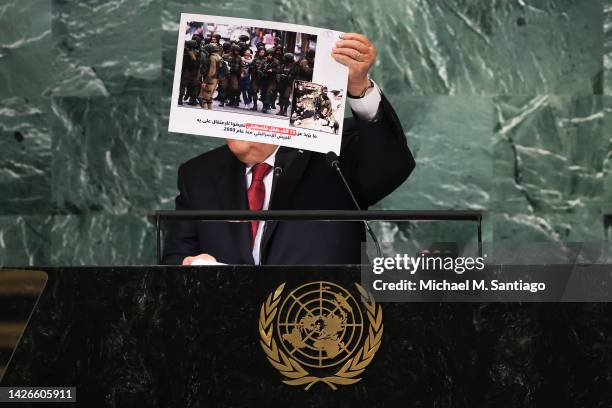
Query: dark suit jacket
162 93 415 265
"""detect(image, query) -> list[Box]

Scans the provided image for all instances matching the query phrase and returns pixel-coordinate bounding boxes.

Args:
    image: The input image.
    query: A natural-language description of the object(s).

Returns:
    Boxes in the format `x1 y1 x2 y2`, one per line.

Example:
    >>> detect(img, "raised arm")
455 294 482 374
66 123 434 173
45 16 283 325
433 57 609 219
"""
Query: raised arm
332 33 415 207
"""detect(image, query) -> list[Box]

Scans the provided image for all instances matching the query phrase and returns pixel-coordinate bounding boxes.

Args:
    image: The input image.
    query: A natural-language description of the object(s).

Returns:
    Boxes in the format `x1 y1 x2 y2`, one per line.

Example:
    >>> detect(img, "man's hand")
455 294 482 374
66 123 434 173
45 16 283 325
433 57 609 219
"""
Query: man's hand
331 33 377 96
182 253 217 265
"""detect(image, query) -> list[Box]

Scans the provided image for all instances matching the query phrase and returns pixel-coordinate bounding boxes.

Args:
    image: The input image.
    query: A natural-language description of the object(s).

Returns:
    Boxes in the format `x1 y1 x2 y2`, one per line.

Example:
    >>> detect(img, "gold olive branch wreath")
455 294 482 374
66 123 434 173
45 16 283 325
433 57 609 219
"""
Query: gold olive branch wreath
258 283 383 390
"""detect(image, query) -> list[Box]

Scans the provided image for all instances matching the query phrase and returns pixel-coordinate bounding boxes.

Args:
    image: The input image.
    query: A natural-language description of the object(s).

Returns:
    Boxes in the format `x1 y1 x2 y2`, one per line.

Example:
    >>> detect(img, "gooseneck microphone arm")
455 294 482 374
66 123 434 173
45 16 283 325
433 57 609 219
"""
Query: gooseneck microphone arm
326 152 383 260
270 165 283 200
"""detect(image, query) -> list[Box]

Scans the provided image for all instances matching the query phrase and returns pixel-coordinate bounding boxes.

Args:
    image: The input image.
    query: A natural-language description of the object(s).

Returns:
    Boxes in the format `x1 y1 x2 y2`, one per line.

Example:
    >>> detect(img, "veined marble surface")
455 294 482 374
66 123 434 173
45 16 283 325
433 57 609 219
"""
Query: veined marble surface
0 0 610 266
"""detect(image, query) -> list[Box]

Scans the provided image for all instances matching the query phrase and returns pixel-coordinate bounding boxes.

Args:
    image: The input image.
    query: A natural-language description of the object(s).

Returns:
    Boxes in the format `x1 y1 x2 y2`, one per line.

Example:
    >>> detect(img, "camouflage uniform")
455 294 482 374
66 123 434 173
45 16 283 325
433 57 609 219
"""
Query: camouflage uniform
276 53 299 116
179 40 200 106
216 42 232 106
249 47 267 111
259 49 280 113
198 44 221 110
298 49 315 82
227 44 245 107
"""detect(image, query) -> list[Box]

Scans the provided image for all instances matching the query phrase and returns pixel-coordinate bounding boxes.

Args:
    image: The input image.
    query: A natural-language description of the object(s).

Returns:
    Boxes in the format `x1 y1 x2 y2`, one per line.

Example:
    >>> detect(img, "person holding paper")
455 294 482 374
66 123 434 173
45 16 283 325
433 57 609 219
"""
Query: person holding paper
163 33 416 266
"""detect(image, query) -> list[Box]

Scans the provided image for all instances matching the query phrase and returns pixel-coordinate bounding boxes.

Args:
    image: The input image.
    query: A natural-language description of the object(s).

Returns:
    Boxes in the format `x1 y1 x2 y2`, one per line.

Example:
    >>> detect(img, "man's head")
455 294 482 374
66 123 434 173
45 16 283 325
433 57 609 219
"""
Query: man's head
204 43 219 54
226 140 277 165
283 52 294 64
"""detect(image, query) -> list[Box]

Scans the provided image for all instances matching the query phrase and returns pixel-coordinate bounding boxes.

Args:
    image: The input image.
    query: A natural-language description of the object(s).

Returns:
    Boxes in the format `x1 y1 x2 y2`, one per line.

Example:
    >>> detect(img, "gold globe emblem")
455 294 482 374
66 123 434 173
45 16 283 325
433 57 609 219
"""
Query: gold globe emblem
277 282 363 368
259 281 383 390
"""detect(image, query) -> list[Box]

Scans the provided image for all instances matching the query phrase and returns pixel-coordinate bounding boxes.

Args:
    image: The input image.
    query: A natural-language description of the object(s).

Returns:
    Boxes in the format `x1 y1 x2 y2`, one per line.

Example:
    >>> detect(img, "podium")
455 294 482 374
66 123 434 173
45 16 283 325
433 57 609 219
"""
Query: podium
2 266 612 407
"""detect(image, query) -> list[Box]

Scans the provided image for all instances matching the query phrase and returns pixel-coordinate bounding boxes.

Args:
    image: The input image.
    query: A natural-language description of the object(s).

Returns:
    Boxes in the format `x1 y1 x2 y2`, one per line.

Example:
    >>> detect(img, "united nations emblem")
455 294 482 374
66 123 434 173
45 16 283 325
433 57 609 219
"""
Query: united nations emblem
259 281 383 390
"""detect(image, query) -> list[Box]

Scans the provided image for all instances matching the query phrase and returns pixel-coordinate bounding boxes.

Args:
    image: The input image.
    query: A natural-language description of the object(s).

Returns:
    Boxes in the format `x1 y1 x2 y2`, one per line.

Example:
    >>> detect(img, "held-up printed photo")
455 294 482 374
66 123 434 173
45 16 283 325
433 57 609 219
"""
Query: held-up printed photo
168 14 349 154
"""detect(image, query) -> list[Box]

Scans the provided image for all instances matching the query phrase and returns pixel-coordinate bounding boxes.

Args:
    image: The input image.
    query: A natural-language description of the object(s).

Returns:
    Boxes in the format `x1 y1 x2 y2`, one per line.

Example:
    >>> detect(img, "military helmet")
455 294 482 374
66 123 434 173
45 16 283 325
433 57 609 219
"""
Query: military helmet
283 52 295 62
222 41 231 52
238 34 250 43
185 39 197 49
192 33 203 43
266 48 275 56
204 43 220 54
238 41 249 53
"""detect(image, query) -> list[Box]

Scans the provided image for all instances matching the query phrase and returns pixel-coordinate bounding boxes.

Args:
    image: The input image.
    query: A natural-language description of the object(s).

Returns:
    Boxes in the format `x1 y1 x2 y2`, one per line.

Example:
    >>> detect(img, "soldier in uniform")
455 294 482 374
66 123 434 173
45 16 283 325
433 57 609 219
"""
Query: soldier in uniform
271 45 285 108
216 41 232 107
298 49 315 82
276 52 299 116
179 40 200 106
227 44 245 107
259 48 280 113
273 45 284 63
249 47 267 111
237 34 250 55
316 86 338 132
192 33 204 50
198 43 222 110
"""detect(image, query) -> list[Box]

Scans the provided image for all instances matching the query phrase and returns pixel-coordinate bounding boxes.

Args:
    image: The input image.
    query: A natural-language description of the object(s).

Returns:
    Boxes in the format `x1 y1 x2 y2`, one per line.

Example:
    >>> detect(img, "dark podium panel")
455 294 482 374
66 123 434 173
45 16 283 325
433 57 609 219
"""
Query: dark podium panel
2 266 612 407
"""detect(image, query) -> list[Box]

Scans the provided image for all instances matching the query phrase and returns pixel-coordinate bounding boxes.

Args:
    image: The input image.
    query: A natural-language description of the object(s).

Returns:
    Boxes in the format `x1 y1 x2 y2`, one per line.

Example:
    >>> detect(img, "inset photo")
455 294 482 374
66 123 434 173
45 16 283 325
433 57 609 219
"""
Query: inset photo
289 81 343 134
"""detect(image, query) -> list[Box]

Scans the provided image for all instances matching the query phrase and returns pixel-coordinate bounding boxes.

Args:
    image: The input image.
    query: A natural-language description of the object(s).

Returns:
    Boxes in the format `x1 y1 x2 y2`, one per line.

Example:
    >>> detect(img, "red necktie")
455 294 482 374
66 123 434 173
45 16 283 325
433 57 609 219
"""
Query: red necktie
247 163 272 246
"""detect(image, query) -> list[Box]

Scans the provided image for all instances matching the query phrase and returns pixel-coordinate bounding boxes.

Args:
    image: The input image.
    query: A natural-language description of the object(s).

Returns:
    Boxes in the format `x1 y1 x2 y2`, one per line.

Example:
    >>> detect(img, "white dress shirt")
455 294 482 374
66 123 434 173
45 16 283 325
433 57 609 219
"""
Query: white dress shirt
246 81 382 264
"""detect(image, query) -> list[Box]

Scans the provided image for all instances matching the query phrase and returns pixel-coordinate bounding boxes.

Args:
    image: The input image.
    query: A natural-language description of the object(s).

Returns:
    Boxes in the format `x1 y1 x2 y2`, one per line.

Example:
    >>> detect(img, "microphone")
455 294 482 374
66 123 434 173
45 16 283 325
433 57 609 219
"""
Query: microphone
270 165 283 201
326 152 382 260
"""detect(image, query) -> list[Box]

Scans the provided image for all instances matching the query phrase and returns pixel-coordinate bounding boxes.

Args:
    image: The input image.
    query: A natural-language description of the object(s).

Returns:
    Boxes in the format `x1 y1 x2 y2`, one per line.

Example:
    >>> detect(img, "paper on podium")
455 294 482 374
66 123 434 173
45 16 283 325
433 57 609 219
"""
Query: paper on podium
190 258 227 266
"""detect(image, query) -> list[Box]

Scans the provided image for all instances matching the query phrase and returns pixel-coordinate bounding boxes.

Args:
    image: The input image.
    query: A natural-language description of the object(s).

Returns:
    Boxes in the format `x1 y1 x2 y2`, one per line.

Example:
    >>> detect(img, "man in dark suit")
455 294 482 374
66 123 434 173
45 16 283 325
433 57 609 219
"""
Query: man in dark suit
163 33 415 265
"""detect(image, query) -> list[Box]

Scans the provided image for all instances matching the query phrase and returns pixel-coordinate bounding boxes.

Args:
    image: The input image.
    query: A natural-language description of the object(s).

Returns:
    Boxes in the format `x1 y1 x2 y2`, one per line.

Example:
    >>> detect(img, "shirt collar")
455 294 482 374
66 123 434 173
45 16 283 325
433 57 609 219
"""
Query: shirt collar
245 146 280 175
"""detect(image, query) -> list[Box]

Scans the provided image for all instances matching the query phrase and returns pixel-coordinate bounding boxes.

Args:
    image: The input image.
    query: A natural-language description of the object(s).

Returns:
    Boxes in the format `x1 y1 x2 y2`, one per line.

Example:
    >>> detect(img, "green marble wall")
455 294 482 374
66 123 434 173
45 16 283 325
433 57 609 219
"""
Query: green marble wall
0 0 610 266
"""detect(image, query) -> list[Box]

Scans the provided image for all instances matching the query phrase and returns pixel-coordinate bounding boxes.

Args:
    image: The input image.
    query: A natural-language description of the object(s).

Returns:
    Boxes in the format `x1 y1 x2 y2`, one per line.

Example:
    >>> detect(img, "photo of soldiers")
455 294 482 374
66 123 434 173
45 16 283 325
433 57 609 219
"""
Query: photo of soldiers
178 21 317 118
290 81 342 134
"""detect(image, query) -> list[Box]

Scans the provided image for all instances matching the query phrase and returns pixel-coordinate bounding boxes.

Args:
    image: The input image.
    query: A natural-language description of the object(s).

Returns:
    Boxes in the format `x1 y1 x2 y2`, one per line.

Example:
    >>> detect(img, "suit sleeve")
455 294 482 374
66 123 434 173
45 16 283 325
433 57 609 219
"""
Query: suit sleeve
340 92 416 207
161 164 200 265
